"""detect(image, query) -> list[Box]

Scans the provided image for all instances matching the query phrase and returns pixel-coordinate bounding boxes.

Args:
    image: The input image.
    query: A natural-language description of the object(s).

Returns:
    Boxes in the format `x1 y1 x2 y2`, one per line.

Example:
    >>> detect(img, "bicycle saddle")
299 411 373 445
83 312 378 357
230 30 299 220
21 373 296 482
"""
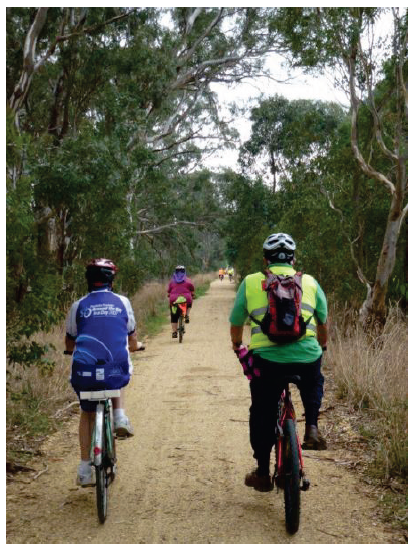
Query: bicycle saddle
280 375 301 385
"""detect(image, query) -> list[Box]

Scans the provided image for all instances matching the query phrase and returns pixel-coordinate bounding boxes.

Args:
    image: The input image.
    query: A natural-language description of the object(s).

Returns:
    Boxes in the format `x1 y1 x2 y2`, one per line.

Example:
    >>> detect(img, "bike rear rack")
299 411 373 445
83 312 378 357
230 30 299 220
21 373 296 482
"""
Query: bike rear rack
79 389 121 401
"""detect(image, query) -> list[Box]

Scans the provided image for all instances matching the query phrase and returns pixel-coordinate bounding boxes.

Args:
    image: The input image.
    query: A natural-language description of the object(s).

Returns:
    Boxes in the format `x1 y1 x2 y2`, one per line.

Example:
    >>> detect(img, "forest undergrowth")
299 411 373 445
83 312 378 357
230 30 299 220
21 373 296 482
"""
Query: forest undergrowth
325 302 408 533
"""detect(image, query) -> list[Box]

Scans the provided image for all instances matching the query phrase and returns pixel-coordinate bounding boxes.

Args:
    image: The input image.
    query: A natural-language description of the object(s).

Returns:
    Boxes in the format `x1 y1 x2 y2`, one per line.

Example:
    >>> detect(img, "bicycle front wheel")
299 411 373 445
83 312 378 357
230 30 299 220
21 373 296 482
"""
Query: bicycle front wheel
283 419 301 534
95 423 108 524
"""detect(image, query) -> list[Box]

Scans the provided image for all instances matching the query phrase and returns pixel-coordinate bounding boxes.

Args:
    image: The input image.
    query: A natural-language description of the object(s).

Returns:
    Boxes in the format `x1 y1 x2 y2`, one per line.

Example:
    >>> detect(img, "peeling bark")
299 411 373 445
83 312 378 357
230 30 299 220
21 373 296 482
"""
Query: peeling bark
9 8 49 117
343 9 408 328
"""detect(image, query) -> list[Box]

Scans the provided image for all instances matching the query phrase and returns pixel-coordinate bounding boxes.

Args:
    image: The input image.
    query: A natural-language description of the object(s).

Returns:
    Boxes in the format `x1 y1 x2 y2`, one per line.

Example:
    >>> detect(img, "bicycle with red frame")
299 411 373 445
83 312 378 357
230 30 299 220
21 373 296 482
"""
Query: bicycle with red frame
274 374 310 534
173 295 187 343
236 348 309 534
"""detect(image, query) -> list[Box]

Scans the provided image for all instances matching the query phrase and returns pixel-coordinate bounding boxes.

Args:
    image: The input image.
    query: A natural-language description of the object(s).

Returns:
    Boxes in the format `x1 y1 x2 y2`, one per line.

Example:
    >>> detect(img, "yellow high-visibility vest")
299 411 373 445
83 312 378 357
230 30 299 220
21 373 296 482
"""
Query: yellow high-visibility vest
245 265 318 350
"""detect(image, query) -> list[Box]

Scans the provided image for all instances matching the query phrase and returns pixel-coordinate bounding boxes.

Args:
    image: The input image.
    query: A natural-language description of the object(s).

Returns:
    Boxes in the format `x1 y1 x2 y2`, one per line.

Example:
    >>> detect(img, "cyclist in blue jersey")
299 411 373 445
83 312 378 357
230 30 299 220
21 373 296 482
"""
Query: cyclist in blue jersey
65 258 143 486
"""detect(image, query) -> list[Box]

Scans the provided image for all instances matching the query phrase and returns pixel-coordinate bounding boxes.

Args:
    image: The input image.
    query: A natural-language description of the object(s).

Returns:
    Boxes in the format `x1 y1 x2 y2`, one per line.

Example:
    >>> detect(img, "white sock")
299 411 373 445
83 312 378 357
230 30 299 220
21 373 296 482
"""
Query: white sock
113 408 125 421
79 459 91 473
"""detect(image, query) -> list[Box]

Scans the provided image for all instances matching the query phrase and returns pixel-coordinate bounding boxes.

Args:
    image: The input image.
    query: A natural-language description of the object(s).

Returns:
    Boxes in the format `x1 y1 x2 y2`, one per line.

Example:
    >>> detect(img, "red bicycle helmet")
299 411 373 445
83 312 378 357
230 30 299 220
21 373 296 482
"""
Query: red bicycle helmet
86 258 118 289
86 258 118 273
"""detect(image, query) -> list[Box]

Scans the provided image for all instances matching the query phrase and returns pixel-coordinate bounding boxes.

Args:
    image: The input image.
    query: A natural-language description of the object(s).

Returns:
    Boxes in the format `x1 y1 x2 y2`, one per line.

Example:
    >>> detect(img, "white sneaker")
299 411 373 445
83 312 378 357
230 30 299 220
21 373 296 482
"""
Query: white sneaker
76 465 96 487
114 417 134 438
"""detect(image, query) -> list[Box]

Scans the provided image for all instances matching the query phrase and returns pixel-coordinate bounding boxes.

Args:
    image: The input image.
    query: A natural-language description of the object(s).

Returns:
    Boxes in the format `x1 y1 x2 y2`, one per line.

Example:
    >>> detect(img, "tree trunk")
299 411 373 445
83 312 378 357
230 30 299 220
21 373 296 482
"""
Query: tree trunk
9 8 49 116
359 191 406 327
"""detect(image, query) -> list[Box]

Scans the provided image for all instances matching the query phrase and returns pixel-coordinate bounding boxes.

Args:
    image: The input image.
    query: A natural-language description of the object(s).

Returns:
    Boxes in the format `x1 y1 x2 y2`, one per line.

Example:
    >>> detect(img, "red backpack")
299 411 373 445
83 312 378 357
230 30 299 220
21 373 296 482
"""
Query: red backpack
249 270 311 344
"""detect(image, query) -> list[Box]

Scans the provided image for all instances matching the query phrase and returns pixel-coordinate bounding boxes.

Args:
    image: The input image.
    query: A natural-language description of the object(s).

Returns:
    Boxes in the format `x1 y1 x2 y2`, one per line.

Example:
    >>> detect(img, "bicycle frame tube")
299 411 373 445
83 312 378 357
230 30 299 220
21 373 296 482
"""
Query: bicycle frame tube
276 385 305 474
92 403 105 466
105 400 115 460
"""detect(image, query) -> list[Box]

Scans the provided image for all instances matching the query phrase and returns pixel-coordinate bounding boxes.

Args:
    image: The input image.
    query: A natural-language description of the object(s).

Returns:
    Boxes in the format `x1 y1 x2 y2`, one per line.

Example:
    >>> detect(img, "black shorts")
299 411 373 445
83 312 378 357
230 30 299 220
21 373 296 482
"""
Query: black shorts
170 302 191 323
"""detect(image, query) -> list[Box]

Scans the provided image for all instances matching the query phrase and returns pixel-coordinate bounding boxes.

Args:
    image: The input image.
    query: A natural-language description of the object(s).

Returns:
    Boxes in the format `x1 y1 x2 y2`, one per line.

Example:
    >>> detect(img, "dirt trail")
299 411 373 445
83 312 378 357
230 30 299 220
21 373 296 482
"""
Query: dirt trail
7 279 394 544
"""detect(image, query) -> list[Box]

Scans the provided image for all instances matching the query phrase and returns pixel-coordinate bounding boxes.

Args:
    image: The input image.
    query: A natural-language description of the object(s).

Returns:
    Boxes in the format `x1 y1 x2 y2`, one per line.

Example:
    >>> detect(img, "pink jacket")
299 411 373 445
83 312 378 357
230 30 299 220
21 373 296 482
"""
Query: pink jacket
167 278 195 305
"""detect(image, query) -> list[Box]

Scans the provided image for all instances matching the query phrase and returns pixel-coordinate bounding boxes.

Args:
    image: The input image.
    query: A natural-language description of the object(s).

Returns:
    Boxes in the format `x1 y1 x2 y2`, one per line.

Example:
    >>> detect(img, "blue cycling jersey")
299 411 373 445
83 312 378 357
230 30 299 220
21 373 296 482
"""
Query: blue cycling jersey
66 288 136 371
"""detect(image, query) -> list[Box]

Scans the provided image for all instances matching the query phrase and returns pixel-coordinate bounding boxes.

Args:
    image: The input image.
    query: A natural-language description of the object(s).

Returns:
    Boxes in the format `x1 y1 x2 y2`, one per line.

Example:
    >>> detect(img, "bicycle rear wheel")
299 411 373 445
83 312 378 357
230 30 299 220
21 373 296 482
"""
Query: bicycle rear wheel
178 314 184 343
95 419 108 524
283 419 301 534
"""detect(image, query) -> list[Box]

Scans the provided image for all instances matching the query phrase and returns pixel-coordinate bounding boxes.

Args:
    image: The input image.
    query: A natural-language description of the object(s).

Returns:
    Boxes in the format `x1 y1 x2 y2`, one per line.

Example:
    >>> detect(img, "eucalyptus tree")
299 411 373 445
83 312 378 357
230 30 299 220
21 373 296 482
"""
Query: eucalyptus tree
273 7 408 326
239 96 345 192
7 7 288 363
7 7 286 267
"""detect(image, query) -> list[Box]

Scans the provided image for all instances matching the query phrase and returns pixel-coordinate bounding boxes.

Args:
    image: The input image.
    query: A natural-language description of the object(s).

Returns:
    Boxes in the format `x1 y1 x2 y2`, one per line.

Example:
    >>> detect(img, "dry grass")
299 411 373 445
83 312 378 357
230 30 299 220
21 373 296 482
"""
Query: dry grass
6 322 75 463
328 303 408 481
6 273 215 463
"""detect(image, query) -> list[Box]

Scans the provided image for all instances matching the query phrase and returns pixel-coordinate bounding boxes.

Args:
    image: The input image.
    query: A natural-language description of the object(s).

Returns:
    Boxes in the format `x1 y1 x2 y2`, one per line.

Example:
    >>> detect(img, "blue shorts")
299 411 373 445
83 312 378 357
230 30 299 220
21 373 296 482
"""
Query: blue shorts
71 360 130 412
75 391 101 413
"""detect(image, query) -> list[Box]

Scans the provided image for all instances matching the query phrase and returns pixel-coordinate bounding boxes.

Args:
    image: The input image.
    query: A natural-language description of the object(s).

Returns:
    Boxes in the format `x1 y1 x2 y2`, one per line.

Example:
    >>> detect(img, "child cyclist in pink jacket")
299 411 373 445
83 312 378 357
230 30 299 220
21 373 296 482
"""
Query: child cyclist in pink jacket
167 265 195 338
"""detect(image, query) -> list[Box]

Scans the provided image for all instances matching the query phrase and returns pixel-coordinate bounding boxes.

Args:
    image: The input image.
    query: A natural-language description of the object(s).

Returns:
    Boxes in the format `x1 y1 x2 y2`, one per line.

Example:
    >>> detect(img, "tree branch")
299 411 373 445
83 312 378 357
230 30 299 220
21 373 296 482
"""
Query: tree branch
137 220 206 235
321 186 372 293
9 8 49 114
346 45 396 196
180 9 224 64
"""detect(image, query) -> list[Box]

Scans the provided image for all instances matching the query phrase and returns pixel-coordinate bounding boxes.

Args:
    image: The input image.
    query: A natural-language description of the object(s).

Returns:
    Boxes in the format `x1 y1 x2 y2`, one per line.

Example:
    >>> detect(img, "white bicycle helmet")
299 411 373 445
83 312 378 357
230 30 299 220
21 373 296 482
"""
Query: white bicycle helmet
263 233 296 262
175 265 185 271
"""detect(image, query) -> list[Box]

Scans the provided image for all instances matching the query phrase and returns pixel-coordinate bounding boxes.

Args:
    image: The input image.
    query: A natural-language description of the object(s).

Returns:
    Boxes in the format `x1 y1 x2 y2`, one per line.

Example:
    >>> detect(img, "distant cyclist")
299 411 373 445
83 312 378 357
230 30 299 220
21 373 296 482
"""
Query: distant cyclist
229 233 328 492
167 265 195 338
65 258 143 486
218 268 225 281
228 267 234 281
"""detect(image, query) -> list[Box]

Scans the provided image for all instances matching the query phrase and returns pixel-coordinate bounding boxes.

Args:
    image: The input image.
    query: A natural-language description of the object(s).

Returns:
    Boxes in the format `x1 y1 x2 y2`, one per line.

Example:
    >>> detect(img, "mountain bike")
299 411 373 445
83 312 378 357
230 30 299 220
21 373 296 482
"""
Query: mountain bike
273 375 310 534
173 295 187 343
79 388 119 524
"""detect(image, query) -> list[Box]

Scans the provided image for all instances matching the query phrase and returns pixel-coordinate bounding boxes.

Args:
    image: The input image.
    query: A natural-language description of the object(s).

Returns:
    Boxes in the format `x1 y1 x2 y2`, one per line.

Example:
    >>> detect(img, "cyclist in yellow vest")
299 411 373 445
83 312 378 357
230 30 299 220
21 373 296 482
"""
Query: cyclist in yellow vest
229 233 328 492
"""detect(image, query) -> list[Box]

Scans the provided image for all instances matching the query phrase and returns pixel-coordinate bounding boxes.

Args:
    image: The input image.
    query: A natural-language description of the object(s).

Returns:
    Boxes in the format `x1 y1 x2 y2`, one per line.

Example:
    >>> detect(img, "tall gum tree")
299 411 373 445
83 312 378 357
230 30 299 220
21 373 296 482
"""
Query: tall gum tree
7 7 287 266
274 7 408 327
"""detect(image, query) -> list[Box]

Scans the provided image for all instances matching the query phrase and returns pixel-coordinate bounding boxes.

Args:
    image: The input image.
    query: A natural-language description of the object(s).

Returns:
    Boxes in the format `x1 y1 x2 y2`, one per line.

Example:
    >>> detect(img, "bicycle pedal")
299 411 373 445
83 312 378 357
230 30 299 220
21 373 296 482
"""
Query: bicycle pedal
301 478 310 491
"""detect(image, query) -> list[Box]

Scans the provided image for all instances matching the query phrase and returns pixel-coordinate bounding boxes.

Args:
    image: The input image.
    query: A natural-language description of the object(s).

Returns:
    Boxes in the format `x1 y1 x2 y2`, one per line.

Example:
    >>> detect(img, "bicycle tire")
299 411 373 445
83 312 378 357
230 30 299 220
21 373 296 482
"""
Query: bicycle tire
178 315 184 343
95 418 108 524
283 419 301 534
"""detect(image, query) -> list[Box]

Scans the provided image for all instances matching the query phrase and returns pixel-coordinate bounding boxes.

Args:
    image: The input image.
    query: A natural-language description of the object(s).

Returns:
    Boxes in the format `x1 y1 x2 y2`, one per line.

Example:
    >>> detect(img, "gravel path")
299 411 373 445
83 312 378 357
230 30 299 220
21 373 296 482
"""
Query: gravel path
6 279 394 543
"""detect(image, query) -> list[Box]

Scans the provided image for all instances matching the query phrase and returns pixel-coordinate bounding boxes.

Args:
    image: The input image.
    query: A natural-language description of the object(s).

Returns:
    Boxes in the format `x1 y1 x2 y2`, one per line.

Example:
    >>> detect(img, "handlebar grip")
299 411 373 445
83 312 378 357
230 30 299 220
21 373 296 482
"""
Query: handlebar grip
63 350 73 355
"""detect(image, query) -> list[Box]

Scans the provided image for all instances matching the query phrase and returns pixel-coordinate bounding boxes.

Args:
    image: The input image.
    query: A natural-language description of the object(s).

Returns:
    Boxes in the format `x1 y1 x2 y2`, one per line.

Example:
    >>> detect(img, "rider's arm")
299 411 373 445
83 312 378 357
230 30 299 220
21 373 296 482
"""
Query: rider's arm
64 301 78 353
65 334 76 353
315 281 328 349
230 324 244 351
229 279 248 350
317 323 328 349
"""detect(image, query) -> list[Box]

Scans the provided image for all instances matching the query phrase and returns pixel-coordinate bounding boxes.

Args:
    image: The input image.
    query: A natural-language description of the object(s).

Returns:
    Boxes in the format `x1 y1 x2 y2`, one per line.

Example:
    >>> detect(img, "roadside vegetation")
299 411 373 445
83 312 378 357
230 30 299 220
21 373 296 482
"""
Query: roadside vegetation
327 303 408 531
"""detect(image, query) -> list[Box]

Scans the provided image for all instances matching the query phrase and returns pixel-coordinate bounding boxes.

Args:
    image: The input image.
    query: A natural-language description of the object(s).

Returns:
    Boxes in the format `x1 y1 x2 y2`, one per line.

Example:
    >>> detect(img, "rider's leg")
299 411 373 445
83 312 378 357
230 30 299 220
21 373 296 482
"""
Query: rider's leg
296 357 326 449
77 407 96 485
185 303 191 323
297 357 324 426
111 388 134 436
170 305 179 337
79 409 95 461
248 357 283 474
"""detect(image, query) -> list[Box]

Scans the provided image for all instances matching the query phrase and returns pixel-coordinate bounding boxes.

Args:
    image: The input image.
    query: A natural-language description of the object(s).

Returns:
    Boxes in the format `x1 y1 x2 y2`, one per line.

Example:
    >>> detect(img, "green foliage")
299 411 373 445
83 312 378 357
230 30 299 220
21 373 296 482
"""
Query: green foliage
223 88 407 309
6 7 407 370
